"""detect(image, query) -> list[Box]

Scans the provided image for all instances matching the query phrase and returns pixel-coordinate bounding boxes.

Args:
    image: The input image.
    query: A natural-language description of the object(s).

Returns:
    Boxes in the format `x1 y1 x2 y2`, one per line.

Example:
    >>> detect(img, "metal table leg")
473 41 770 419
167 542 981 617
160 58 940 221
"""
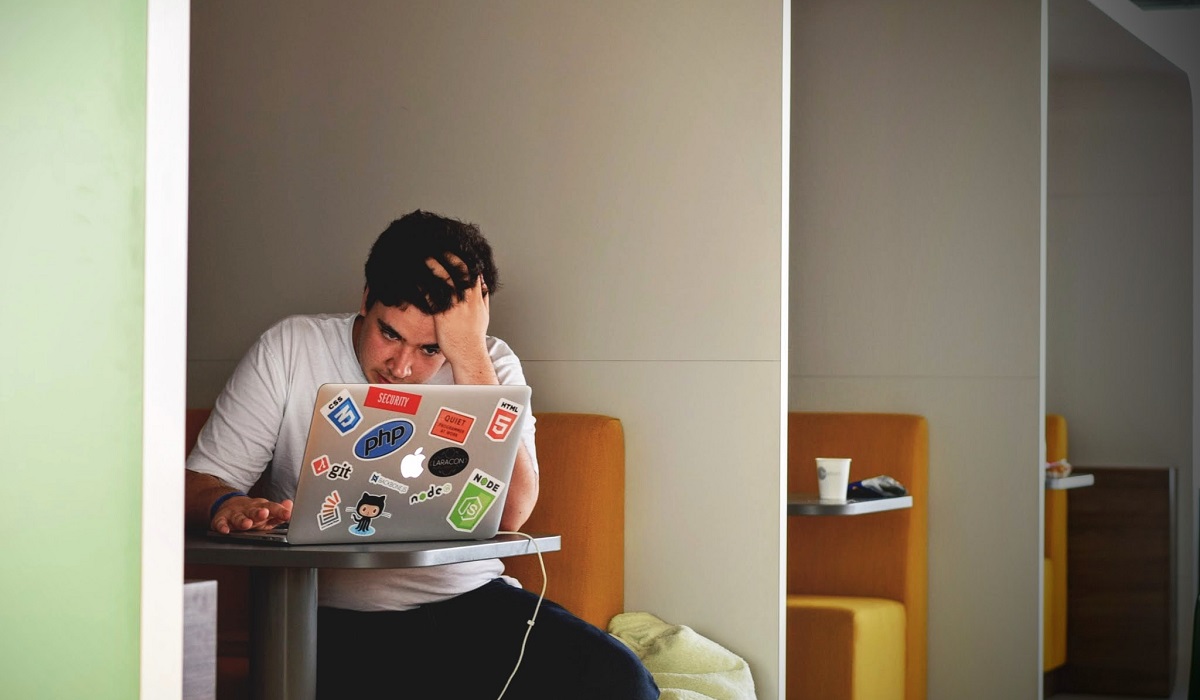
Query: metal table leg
249 567 318 700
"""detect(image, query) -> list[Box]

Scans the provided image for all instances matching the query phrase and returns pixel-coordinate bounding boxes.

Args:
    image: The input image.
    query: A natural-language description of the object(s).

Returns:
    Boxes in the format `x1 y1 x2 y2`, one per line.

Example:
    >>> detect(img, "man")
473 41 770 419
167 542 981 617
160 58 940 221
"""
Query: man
185 210 658 699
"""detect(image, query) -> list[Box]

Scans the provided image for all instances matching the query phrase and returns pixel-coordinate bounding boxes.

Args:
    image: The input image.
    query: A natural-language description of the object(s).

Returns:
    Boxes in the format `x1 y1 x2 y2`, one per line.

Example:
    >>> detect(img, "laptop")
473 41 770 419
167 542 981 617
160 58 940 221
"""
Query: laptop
214 383 532 545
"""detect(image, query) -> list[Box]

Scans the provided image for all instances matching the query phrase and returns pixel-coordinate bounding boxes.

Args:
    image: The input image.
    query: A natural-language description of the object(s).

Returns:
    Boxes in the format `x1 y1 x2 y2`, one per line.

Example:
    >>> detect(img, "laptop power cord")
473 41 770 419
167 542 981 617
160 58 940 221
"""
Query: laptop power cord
494 531 547 700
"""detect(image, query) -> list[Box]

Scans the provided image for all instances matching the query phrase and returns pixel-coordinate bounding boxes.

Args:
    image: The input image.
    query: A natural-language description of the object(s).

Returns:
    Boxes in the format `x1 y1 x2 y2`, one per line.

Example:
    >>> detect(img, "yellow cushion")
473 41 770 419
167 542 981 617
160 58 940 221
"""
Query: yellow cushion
787 595 905 700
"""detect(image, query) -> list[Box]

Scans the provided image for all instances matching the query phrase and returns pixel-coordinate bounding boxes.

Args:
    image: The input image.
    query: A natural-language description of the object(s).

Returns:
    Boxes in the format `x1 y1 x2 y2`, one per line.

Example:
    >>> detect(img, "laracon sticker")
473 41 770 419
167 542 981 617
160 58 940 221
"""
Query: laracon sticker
353 419 415 461
368 471 409 495
346 492 391 537
429 408 476 445
446 469 506 532
317 490 342 531
428 447 469 478
311 454 332 477
409 482 453 505
327 462 353 480
485 399 523 442
364 387 422 415
321 389 362 435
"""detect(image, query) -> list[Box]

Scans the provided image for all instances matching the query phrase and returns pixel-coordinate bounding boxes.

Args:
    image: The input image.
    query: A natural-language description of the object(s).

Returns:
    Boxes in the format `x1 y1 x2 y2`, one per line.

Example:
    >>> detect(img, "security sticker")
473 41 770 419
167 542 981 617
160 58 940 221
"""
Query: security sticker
311 454 332 477
429 408 476 445
485 399 523 442
409 482 453 505
368 471 409 495
353 419 415 460
428 447 469 478
346 492 391 537
364 386 422 415
317 490 342 531
327 462 353 480
321 389 362 435
446 469 506 532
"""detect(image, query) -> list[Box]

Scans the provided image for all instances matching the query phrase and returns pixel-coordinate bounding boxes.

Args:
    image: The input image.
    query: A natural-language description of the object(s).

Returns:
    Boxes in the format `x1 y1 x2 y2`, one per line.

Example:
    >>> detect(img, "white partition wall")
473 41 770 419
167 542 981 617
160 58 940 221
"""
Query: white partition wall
188 2 786 696
789 1 1044 698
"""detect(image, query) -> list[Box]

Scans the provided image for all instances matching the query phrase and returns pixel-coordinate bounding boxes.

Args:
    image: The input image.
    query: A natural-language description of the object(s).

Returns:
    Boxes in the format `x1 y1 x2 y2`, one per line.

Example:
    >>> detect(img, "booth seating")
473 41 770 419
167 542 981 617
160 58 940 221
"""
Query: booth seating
184 409 627 698
787 412 928 700
1044 414 1068 672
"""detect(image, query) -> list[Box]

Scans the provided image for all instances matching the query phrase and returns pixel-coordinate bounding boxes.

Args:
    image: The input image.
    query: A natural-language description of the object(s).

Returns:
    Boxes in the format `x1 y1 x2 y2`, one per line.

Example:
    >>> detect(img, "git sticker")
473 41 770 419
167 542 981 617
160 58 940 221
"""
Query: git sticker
317 490 342 531
446 469 506 532
486 399 523 442
429 408 476 445
321 389 362 435
311 454 332 477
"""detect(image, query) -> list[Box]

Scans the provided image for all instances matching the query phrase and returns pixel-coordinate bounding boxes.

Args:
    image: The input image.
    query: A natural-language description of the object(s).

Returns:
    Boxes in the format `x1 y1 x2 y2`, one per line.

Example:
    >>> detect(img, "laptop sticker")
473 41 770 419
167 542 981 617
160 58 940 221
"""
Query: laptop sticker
399 447 426 478
368 471 410 495
321 389 362 435
429 408 476 445
409 482 453 505
311 454 332 477
485 399 523 442
428 447 469 478
347 492 390 537
446 469 506 533
327 461 353 480
364 386 422 415
353 419 415 460
317 490 342 531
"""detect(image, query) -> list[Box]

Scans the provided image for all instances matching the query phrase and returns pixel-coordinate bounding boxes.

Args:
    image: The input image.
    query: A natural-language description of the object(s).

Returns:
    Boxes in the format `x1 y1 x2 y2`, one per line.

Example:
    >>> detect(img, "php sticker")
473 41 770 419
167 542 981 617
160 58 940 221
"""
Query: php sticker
311 454 332 477
409 482 453 505
485 399 523 442
446 469 506 532
317 490 342 531
321 389 362 435
428 447 469 478
364 386 422 415
429 407 475 445
368 471 409 495
353 419 415 460
346 492 391 537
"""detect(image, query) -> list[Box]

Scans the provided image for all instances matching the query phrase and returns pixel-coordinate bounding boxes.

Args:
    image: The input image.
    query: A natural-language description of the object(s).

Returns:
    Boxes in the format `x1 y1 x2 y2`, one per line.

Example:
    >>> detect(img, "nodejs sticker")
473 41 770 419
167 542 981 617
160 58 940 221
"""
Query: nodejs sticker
428 447 469 478
346 492 391 537
409 482 453 505
368 471 409 495
354 419 415 460
446 469 506 533
321 389 362 435
317 490 342 531
364 386 422 415
429 407 476 445
485 399 523 442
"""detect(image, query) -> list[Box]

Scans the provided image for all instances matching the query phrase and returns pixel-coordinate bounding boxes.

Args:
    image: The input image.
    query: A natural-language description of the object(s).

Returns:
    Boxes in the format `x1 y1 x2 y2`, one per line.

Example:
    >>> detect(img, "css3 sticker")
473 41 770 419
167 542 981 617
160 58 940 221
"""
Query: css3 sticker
446 469 506 532
321 390 362 435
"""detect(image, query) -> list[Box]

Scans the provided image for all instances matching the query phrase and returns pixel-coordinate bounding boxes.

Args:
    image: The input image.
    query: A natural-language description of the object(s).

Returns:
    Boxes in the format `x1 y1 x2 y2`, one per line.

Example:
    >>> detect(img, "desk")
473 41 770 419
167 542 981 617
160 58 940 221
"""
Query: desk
1045 473 1094 490
787 494 913 516
185 533 560 700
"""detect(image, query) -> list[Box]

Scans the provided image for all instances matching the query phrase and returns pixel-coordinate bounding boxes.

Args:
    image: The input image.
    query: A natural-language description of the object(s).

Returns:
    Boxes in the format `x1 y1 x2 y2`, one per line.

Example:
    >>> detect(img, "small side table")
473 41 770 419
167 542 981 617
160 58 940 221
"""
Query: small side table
787 494 913 516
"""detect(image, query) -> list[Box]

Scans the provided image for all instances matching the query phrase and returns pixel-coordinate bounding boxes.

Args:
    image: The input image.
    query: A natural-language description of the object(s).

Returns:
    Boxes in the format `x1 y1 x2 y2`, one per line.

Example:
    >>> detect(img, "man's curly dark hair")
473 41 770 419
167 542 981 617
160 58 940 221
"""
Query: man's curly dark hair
363 210 500 314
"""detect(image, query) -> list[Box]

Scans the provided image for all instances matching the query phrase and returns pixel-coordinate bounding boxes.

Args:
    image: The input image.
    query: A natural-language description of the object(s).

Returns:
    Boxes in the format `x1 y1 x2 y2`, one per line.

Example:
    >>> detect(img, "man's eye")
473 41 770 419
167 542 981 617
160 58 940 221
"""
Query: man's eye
421 346 441 357
381 328 399 340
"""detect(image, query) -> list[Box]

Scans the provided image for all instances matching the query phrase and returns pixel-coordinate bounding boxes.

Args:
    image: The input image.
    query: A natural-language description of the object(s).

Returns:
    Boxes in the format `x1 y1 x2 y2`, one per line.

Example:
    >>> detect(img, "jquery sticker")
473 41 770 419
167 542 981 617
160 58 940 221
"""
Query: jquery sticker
429 408 476 445
486 399 523 442
321 390 362 435
317 490 342 531
428 447 469 478
446 469 506 532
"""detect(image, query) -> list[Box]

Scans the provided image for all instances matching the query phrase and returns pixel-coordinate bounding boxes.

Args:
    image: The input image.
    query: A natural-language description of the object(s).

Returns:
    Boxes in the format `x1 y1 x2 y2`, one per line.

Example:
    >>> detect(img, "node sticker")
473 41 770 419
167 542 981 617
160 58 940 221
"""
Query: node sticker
354 419 415 460
346 492 390 537
364 387 422 415
317 490 342 531
428 447 469 478
486 399 523 442
429 407 475 445
321 389 362 435
311 454 332 477
446 469 506 533
409 482 453 505
368 471 409 495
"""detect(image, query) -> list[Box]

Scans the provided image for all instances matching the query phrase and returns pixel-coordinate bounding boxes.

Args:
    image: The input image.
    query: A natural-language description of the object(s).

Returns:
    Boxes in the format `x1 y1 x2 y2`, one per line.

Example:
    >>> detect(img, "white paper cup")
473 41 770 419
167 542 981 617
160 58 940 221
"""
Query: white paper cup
816 457 851 502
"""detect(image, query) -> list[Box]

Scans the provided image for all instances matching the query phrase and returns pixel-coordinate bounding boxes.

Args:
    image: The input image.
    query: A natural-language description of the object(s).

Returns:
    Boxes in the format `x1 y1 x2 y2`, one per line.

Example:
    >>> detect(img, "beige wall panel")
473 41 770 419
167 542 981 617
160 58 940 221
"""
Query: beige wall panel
526 359 782 700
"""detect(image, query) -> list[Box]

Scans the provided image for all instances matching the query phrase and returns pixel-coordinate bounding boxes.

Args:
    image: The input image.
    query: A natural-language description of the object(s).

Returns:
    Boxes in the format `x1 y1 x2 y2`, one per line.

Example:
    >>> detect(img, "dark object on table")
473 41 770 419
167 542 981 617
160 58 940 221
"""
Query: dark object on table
846 475 908 500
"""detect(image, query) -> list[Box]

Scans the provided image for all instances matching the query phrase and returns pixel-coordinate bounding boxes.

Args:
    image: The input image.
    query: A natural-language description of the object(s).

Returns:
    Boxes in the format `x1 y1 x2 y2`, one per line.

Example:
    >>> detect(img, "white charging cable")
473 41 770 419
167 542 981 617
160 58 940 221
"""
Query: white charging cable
494 531 547 700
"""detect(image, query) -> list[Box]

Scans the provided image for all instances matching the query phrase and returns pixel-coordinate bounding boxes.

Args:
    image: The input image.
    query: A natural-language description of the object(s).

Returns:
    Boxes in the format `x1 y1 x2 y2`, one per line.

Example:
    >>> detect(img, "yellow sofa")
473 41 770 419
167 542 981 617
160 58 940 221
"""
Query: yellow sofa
1044 414 1068 672
787 412 928 700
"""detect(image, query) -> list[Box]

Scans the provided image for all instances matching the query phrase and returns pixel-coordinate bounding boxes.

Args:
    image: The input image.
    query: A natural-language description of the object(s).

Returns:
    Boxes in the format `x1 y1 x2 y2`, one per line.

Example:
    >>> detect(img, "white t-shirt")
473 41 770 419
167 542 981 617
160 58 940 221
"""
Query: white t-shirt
187 313 538 611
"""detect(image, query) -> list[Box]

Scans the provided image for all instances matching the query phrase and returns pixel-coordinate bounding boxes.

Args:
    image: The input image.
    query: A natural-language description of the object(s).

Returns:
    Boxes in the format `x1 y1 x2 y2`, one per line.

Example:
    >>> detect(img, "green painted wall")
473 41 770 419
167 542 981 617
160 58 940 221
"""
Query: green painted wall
0 2 147 697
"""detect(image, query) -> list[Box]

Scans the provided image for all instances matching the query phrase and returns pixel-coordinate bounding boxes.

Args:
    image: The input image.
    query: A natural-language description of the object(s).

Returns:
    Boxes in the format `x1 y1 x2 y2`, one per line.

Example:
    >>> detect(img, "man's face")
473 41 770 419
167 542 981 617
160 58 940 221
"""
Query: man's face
354 292 446 384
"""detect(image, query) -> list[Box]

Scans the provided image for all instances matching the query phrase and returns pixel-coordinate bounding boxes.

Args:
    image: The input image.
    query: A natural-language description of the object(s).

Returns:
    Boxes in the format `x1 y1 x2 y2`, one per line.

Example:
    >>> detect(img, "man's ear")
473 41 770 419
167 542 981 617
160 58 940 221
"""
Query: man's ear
359 287 370 316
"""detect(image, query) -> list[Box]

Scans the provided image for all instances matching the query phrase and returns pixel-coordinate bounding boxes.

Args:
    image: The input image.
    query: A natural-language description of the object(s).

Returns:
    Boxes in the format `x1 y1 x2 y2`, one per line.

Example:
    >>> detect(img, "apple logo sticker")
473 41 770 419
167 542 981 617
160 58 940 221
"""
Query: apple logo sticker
428 447 470 477
400 447 426 478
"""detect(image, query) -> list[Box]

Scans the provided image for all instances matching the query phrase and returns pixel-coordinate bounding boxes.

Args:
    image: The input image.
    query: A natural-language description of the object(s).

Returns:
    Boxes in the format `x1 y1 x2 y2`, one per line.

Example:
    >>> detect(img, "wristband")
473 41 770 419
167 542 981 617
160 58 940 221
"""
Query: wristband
209 490 248 521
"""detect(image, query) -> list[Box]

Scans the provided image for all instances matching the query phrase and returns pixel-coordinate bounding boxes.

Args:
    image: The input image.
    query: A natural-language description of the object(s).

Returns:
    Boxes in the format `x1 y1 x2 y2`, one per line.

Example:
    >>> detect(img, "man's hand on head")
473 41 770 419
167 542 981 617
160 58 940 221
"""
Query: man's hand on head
211 496 293 534
425 255 495 383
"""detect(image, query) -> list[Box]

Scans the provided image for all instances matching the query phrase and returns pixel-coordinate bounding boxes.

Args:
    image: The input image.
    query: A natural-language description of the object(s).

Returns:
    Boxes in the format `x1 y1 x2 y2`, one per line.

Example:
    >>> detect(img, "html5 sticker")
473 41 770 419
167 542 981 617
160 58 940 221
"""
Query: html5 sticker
485 399 523 442
429 407 476 445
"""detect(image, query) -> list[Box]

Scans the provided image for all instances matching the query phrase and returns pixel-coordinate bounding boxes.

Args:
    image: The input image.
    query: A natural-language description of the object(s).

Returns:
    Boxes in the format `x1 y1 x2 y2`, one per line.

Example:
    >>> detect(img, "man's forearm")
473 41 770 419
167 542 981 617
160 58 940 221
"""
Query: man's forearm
499 444 538 531
184 470 239 531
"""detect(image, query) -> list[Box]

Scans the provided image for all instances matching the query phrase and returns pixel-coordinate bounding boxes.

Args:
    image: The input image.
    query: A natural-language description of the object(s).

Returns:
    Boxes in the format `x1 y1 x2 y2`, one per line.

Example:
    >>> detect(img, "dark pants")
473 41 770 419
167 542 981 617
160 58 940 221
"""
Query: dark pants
317 579 660 699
